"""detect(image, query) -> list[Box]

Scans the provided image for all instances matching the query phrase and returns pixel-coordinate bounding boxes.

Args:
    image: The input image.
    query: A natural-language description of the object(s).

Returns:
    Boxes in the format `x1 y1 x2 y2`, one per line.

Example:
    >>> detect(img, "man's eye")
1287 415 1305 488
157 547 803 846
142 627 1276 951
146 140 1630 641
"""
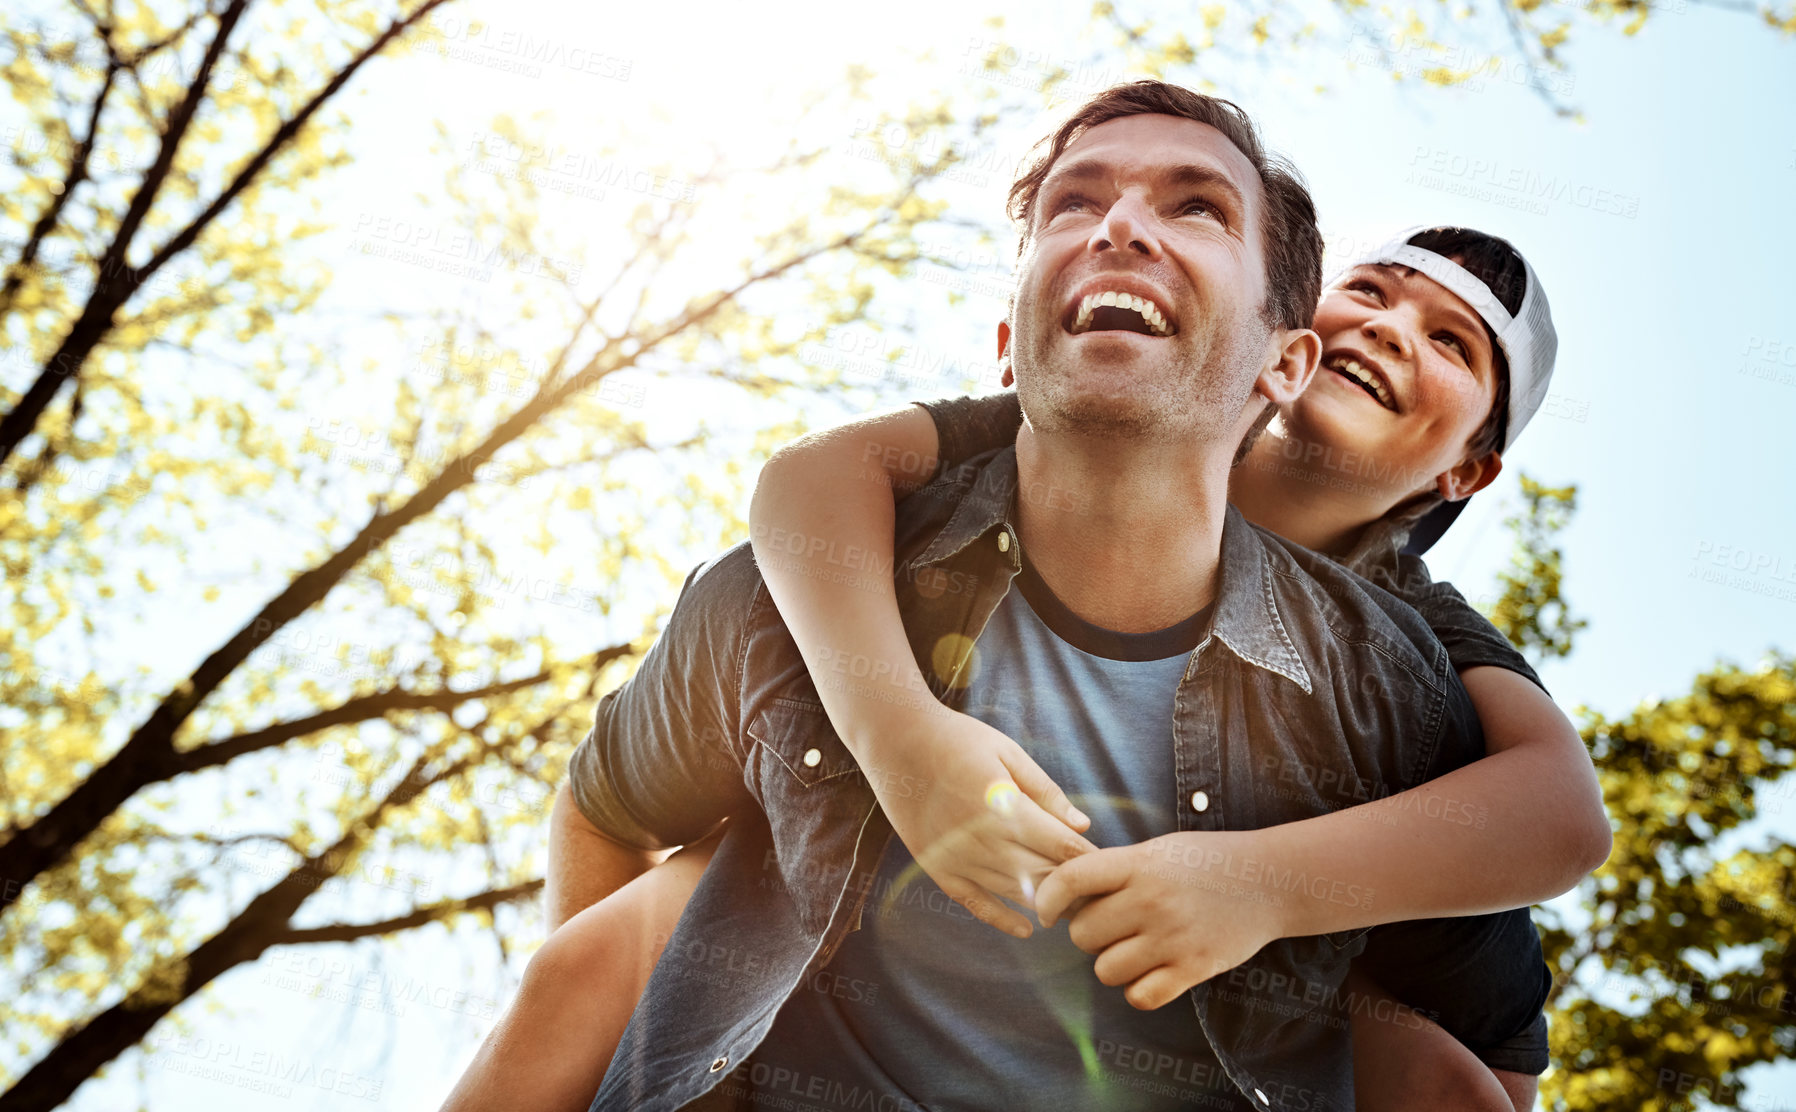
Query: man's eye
1051 194 1093 215
1179 198 1218 219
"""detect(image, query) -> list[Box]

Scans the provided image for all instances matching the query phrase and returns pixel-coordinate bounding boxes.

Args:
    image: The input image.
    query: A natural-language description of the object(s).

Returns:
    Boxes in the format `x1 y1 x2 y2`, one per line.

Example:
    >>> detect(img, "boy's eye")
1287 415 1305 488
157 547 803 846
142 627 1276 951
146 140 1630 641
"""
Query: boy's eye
1347 279 1384 303
1434 332 1469 362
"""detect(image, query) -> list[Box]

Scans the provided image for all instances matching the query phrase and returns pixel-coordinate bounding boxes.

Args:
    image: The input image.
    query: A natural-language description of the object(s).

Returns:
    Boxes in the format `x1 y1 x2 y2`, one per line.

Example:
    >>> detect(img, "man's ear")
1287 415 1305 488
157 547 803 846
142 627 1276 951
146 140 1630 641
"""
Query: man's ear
997 321 1013 388
1255 327 1320 408
1435 451 1503 502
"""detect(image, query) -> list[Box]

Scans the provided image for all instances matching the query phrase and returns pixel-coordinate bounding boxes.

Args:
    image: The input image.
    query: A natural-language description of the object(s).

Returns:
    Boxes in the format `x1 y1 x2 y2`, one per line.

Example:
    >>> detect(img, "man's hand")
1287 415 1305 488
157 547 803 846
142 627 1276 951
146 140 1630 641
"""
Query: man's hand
861 707 1098 939
1034 831 1289 1010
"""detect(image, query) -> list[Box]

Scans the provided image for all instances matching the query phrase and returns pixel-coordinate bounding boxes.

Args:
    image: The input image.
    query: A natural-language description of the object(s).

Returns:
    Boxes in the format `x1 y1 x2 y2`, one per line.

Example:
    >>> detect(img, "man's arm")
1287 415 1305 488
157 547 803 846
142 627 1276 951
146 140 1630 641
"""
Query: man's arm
549 550 758 931
544 782 667 932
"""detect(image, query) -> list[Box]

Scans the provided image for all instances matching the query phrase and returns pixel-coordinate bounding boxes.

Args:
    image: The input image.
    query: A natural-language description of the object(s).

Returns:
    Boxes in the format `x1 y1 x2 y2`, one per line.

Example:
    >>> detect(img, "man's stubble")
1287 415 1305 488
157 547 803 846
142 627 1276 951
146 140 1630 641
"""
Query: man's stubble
1012 299 1270 448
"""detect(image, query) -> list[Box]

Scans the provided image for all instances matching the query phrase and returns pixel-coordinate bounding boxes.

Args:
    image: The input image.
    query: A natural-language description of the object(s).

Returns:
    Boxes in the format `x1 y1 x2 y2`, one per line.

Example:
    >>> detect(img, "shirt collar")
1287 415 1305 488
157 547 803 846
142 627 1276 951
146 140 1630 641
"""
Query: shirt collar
912 445 1020 568
911 445 1314 695
1210 505 1314 695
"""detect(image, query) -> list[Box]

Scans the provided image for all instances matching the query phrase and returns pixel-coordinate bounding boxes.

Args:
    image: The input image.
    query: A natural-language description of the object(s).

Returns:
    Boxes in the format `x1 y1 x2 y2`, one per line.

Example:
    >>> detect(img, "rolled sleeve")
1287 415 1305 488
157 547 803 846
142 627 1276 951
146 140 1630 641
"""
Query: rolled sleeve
1391 555 1547 693
914 392 1021 478
565 545 759 850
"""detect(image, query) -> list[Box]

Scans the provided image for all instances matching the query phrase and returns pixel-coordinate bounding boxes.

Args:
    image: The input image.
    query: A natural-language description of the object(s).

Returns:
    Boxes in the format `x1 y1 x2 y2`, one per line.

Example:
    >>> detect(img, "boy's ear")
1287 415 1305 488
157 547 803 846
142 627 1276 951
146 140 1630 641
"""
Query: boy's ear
1255 327 1319 408
1436 451 1503 502
997 321 1013 388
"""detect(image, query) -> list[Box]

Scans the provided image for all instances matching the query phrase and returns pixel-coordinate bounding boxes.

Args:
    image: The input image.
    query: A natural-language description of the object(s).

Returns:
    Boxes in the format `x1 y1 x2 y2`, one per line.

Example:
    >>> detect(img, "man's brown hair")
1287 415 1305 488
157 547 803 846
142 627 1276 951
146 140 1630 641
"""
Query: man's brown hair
1006 80 1324 333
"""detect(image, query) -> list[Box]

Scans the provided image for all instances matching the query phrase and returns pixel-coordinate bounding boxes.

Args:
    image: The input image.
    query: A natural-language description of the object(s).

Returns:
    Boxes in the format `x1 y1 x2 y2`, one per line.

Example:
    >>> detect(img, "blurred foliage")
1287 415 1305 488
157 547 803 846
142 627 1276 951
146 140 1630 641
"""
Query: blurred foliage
1489 480 1796 1110
0 2 989 1108
1086 0 1794 119
1485 475 1589 662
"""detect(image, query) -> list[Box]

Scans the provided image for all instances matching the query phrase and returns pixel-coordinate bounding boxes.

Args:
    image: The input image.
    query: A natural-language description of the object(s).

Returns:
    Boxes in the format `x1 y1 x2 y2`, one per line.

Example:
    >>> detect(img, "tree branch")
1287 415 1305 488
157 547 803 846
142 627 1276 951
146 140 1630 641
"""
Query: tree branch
0 0 457 471
275 879 542 947
171 665 570 774
0 167 922 932
0 60 119 317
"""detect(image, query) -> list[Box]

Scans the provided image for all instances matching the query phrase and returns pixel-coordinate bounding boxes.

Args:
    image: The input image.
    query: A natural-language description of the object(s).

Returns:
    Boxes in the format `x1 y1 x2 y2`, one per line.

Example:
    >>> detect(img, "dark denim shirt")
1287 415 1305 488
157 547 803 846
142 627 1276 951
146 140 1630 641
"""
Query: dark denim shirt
570 444 1483 1112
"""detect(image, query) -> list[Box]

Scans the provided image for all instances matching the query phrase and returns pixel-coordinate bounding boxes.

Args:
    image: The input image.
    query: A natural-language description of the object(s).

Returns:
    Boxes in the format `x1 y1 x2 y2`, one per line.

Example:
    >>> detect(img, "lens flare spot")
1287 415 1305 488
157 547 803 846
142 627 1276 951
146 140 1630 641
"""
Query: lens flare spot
931 634 978 690
986 780 1020 815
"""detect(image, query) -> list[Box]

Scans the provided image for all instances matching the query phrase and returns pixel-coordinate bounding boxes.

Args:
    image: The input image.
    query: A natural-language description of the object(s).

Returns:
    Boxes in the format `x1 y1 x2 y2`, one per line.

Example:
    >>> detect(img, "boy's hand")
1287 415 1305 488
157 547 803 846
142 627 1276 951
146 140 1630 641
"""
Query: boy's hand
1034 831 1289 1010
860 708 1098 939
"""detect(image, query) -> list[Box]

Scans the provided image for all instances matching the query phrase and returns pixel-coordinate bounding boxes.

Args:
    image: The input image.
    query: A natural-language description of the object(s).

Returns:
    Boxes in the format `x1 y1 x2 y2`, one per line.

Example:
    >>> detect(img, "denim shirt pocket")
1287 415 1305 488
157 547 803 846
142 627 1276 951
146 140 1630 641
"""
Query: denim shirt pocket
743 694 876 936
747 695 864 788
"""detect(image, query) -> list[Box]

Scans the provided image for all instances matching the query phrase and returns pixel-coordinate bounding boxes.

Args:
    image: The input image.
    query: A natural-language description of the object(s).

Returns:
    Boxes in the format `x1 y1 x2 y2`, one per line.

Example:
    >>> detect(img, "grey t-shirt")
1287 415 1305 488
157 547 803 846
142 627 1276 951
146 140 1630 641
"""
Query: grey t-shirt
917 389 1545 693
735 554 1249 1110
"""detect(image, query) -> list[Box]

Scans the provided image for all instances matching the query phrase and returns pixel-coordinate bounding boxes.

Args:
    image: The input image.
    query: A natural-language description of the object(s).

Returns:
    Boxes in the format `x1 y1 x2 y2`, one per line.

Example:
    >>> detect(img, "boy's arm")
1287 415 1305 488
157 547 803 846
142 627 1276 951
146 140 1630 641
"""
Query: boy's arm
749 398 1094 939
1245 665 1611 936
1036 667 1610 1010
748 404 941 744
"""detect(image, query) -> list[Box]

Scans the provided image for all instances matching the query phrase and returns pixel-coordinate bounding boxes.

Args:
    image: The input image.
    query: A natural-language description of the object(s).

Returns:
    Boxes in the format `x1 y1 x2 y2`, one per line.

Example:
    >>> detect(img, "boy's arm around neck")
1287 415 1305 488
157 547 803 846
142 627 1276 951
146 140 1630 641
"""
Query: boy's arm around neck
1267 664 1611 938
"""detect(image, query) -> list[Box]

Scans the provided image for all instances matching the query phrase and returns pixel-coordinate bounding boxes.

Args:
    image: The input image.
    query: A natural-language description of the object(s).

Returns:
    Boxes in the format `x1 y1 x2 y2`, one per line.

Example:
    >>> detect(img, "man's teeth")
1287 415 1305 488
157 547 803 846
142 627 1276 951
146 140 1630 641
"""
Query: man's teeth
1070 291 1174 336
1330 357 1394 408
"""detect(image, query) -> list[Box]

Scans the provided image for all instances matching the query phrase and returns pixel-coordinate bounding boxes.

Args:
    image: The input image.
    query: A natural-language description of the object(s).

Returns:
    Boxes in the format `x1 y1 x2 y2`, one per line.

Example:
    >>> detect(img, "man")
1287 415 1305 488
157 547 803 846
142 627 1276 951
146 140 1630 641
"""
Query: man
550 83 1493 1111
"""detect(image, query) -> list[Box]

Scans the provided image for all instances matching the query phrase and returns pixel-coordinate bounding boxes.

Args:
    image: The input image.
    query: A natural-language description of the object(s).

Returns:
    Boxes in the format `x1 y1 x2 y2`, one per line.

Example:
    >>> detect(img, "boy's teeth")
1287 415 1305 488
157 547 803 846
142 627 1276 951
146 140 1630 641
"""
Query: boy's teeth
1332 357 1391 406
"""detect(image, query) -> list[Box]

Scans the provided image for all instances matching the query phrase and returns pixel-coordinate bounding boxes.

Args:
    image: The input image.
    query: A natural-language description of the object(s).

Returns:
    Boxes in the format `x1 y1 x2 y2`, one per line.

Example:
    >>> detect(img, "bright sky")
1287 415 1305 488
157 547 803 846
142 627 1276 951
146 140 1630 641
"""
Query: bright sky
21 0 1796 1107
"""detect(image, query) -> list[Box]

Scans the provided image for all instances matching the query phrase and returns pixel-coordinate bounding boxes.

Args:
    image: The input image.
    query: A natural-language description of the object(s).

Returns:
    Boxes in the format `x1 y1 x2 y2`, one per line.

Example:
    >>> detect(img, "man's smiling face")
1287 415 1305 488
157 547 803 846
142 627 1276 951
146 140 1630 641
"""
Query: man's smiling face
1007 113 1279 444
1289 262 1501 498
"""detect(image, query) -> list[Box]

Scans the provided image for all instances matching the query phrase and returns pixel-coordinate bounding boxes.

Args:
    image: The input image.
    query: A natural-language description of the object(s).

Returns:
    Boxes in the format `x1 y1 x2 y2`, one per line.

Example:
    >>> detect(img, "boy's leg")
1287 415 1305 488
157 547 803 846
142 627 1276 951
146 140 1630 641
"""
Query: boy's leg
438 827 723 1112
1348 968 1515 1112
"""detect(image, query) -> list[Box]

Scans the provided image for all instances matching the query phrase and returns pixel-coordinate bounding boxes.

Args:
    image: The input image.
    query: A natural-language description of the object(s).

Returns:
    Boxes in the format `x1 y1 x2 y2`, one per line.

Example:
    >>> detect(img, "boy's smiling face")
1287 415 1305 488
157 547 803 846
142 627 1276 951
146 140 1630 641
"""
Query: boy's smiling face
1283 262 1503 501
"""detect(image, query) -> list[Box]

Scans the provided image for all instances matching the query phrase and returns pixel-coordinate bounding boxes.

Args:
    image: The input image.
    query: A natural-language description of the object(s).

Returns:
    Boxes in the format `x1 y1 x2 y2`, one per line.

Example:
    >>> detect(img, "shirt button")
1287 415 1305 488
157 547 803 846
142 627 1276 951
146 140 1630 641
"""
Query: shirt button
709 1056 729 1073
802 747 822 768
1190 790 1210 813
1253 1088 1269 1105
997 529 1012 553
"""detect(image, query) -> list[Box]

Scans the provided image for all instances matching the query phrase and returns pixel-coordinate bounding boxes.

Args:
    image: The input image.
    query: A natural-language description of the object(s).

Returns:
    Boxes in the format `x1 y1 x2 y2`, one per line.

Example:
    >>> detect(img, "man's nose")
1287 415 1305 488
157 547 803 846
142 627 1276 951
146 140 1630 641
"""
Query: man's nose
1089 192 1161 258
